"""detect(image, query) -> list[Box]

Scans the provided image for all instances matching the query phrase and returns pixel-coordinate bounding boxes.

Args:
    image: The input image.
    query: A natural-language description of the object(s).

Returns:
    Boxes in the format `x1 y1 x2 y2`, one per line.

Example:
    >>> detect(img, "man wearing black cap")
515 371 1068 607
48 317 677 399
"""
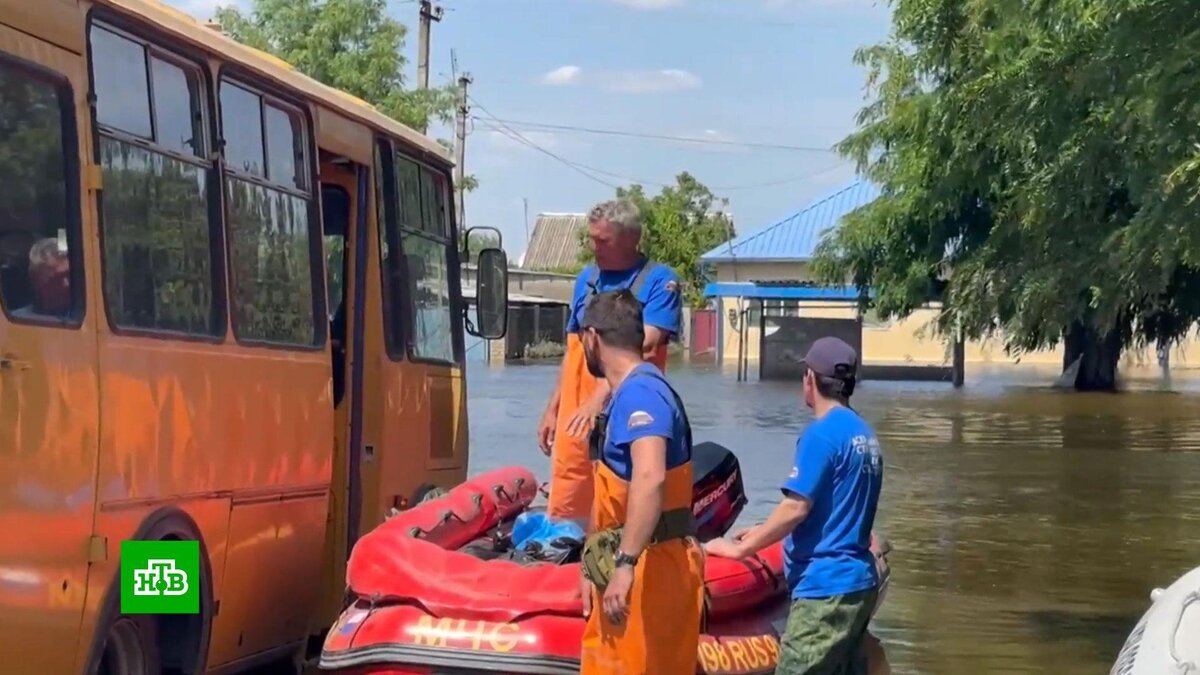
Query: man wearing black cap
704 336 884 675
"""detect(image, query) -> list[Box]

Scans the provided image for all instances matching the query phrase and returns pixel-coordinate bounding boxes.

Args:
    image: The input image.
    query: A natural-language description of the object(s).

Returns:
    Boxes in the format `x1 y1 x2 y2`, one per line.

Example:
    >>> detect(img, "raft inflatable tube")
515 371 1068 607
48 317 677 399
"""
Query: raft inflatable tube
321 451 891 675
1109 564 1200 675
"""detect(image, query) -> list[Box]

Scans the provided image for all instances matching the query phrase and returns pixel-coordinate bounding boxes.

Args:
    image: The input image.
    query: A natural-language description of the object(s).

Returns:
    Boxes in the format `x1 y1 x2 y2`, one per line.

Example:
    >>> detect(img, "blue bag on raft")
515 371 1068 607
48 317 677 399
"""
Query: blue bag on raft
510 512 585 550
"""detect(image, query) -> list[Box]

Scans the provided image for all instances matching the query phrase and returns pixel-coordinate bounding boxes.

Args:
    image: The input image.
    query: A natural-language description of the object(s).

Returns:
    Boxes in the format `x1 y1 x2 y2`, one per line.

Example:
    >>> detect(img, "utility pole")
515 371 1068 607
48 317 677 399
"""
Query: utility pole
523 198 530 247
454 73 472 231
417 0 443 91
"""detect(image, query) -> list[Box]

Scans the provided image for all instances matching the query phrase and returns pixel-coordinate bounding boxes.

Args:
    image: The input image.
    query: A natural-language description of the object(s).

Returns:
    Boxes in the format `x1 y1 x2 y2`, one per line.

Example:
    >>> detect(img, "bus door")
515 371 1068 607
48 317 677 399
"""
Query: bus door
314 154 370 624
0 30 100 673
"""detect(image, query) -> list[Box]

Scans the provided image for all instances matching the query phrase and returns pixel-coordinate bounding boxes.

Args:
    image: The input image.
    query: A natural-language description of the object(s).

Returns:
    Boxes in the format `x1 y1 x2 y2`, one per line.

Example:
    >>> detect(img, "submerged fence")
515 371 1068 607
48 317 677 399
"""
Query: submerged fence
505 304 570 359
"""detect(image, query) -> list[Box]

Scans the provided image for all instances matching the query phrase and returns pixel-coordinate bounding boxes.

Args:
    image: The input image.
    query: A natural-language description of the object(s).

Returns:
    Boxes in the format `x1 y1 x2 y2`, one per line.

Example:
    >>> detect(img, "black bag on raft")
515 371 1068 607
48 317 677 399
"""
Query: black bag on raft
507 536 583 565
459 525 583 565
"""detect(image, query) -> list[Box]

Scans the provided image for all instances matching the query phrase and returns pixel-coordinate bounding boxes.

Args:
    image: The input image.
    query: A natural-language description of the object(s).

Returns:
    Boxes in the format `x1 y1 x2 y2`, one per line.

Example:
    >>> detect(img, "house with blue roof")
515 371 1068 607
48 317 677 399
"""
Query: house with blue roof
696 178 1033 378
696 178 1193 378
701 179 879 299
695 179 903 368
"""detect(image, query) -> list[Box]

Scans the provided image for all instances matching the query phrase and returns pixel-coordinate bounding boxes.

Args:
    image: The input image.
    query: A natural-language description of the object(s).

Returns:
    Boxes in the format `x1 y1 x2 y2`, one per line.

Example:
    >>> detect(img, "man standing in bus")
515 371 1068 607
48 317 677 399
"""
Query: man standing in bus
575 289 704 674
536 199 682 525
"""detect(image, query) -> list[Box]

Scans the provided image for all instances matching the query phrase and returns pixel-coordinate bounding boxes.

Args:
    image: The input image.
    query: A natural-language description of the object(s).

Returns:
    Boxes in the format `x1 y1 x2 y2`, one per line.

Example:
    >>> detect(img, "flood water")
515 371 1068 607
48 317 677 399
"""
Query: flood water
465 358 1200 675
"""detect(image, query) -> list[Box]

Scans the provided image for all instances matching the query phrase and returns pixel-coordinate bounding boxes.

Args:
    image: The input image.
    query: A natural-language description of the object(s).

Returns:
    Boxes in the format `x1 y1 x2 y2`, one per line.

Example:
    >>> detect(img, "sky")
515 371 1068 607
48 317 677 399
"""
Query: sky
165 0 894 261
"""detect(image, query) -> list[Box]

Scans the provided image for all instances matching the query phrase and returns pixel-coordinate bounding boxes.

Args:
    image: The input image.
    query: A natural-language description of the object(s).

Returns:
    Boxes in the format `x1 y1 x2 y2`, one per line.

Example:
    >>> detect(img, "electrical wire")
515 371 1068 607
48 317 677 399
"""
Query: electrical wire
468 106 623 189
470 116 838 154
473 109 852 193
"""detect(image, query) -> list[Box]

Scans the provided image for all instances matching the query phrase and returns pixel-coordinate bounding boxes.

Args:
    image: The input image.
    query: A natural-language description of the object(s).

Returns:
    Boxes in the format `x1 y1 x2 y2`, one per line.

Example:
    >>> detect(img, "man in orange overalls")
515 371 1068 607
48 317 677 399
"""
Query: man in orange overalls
575 289 704 674
536 199 682 525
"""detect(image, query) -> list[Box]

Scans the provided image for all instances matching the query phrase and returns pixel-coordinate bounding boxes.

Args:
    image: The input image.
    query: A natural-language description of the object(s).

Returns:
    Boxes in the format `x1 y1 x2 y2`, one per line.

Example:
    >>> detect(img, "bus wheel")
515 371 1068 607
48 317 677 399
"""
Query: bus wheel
97 615 161 675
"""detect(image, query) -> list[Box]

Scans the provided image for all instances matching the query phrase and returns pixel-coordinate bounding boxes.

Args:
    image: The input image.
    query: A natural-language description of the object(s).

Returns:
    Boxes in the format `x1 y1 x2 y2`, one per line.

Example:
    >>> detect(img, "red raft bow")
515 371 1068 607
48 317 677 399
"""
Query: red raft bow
321 444 892 675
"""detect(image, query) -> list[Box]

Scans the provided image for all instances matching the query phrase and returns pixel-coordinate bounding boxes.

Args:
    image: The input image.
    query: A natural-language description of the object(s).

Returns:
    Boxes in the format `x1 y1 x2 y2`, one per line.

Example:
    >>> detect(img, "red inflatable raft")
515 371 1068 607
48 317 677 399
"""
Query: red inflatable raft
321 445 891 675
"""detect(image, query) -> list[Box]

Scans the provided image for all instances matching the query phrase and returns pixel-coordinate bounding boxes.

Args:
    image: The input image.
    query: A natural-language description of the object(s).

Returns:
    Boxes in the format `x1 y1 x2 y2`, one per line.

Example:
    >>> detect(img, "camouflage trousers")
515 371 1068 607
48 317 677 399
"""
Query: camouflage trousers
775 586 878 675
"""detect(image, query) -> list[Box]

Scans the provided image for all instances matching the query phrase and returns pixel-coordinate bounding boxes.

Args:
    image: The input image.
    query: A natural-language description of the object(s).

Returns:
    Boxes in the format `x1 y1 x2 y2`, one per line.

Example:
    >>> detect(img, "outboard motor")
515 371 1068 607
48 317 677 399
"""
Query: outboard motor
691 442 748 542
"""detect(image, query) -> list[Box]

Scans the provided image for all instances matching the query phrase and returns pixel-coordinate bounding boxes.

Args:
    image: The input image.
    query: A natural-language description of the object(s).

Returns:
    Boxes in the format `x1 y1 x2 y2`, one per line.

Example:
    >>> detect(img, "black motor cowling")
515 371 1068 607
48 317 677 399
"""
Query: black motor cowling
691 442 747 542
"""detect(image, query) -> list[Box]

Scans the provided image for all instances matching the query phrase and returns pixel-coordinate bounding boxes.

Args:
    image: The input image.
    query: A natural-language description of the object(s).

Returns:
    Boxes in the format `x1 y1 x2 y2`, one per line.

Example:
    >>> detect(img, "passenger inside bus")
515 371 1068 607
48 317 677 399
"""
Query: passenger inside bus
323 184 350 407
1 236 71 320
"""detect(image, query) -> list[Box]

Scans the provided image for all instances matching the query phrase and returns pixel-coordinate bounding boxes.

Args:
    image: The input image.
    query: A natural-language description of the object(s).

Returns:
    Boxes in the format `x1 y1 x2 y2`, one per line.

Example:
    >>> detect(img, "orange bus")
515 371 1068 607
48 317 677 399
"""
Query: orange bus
0 1 508 673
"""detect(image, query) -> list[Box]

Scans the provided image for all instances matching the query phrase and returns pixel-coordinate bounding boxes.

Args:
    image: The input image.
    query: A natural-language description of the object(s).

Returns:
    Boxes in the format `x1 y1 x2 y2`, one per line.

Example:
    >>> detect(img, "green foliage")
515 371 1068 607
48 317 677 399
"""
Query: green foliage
463 231 499 263
214 0 477 191
579 173 735 308
811 0 1200 386
548 263 586 276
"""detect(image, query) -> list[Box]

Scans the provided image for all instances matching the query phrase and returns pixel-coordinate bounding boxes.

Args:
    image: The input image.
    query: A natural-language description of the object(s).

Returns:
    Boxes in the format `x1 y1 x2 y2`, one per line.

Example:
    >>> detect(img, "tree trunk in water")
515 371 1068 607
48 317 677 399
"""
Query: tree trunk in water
1062 321 1123 391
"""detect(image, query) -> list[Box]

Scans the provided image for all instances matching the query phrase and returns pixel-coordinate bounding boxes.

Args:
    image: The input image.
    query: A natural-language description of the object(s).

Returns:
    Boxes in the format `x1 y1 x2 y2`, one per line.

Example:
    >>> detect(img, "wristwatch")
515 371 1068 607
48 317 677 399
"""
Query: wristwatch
614 550 639 568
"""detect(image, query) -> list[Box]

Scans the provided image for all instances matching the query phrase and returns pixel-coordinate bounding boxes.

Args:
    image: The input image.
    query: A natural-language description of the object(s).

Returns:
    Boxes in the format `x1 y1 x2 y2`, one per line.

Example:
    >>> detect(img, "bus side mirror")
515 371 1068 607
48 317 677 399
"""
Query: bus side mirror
469 247 508 340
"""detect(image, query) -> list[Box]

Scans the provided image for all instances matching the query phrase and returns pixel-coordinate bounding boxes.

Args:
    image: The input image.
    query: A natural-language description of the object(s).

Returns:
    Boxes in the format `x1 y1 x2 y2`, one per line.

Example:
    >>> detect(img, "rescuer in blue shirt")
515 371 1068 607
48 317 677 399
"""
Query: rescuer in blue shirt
704 336 884 675
575 289 703 674
536 199 683 525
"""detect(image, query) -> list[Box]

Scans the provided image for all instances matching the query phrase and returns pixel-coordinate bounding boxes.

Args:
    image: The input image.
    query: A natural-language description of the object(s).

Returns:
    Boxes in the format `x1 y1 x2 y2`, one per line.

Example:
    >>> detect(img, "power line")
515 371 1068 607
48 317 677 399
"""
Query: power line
476 117 851 192
475 118 662 188
469 116 839 154
717 163 851 191
467 103 622 189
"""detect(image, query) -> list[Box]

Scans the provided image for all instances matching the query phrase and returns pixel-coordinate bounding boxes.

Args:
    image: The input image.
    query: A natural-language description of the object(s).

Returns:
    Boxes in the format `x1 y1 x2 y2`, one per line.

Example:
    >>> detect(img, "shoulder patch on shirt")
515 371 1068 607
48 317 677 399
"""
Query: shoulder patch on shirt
664 279 679 293
789 466 799 478
628 410 655 429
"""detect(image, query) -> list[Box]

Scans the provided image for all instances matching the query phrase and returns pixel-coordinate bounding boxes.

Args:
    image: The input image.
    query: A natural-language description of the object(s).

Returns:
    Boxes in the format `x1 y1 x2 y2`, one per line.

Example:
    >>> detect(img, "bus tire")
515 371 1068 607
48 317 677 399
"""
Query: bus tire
94 614 162 675
83 508 215 675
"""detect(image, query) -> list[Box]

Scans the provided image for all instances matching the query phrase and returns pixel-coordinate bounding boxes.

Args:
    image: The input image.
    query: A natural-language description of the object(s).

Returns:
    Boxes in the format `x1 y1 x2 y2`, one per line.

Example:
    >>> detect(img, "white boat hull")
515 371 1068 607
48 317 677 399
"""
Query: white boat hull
1111 565 1200 674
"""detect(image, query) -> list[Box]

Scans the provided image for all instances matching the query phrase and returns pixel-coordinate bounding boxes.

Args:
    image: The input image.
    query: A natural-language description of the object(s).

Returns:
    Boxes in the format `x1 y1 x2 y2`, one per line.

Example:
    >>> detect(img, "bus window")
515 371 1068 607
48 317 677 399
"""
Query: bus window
0 56 81 324
383 154 456 364
89 23 220 336
219 80 321 347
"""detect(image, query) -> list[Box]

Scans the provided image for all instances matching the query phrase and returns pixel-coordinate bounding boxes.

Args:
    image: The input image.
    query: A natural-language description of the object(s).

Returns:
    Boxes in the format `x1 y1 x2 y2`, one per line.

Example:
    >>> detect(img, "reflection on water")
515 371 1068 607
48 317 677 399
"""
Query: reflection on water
466 359 1200 674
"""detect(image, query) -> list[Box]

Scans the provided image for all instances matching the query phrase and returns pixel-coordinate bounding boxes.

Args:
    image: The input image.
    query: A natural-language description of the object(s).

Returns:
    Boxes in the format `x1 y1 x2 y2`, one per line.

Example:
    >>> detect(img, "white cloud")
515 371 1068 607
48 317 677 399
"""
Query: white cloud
541 65 583 86
536 66 702 94
600 69 701 94
608 0 685 9
763 0 877 8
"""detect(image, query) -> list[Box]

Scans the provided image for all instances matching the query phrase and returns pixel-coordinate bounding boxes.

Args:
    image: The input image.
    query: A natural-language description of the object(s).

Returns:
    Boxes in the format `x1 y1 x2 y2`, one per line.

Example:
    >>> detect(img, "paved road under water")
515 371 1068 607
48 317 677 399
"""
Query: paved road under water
465 358 1200 674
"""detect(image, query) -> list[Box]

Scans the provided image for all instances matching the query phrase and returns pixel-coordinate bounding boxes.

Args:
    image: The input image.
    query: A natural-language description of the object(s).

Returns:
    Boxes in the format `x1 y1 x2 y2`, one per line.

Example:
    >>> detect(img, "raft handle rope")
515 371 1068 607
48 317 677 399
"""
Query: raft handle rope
753 552 784 591
407 492 485 539
492 477 526 505
1168 590 1199 673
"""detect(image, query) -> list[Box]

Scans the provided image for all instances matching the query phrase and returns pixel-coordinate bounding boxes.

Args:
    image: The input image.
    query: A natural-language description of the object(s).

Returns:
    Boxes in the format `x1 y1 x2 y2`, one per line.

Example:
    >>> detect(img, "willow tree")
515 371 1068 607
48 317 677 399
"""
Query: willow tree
812 0 1200 390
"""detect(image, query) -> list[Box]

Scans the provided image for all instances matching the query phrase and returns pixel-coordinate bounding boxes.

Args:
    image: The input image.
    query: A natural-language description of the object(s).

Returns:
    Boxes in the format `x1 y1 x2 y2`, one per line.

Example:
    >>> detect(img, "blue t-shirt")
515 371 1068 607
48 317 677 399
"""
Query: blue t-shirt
599 364 690 480
780 406 884 599
565 260 682 337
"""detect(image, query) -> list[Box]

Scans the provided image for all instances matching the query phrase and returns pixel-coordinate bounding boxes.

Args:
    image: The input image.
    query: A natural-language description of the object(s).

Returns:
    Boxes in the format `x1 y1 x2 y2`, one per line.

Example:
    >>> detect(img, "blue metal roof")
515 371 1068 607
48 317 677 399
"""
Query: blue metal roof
701 179 880 262
703 282 871 301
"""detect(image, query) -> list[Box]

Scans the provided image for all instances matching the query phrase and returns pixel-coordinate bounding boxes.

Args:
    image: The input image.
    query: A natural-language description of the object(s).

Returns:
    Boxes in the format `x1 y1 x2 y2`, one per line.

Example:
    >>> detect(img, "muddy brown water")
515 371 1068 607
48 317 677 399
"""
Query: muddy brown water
466 359 1200 674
